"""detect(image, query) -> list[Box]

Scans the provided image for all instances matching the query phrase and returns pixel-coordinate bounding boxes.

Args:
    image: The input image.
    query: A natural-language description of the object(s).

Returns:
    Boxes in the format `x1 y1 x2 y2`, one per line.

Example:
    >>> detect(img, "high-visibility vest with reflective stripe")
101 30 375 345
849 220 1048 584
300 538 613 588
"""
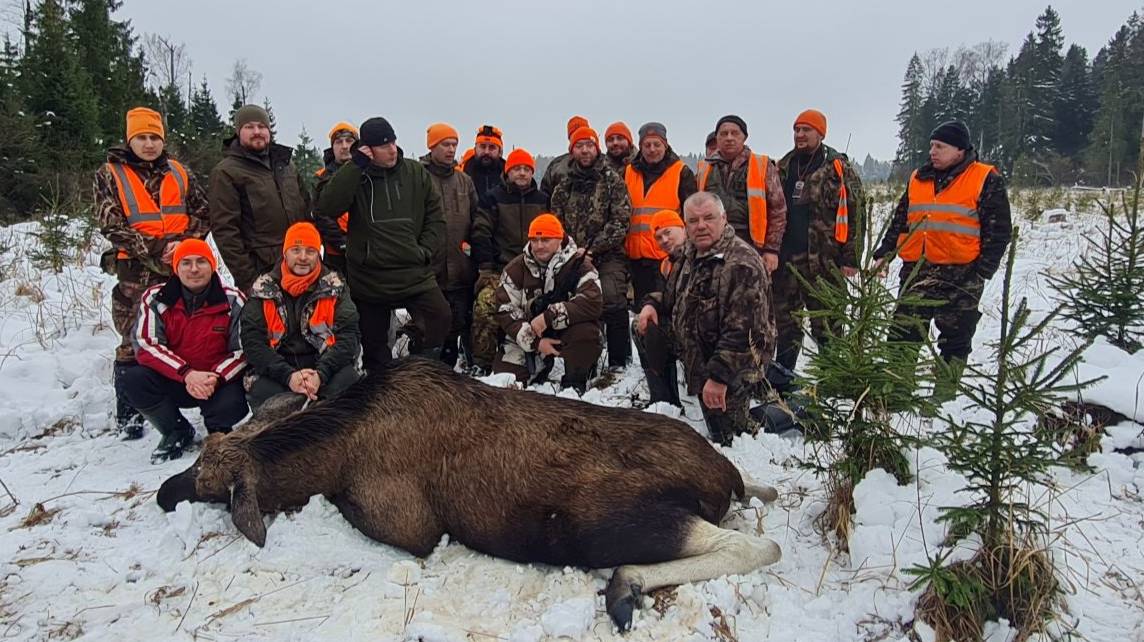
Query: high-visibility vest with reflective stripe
107 159 190 259
899 161 994 264
698 153 769 249
624 161 684 261
832 158 849 244
316 167 350 236
263 296 337 351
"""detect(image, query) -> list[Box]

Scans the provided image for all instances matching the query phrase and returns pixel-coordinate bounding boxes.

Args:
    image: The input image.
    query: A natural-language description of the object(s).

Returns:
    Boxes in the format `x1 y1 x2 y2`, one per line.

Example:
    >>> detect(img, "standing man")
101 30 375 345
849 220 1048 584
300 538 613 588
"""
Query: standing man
421 122 479 368
241 222 361 411
463 124 505 207
624 122 698 304
697 115 787 274
604 121 636 174
124 239 248 462
313 121 358 273
96 106 210 439
637 192 775 445
772 110 864 370
875 120 1012 401
540 115 590 199
550 126 634 370
315 117 449 369
208 104 310 292
469 148 549 374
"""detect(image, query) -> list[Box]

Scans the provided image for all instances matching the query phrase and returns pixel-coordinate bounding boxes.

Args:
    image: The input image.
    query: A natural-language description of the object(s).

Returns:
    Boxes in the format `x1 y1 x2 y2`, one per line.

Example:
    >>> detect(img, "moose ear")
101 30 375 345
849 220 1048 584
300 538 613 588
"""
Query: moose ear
230 473 266 547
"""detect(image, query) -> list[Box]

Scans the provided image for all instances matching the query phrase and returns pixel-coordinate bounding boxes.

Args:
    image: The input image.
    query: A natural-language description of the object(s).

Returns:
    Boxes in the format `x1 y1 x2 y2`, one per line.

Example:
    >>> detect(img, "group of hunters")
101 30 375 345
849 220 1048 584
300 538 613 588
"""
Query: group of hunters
97 104 1013 462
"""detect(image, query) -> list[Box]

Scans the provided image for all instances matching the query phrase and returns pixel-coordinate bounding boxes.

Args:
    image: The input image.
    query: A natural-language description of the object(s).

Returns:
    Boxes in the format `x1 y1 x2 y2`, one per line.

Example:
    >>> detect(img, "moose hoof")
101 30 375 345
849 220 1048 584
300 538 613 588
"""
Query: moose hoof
605 568 643 632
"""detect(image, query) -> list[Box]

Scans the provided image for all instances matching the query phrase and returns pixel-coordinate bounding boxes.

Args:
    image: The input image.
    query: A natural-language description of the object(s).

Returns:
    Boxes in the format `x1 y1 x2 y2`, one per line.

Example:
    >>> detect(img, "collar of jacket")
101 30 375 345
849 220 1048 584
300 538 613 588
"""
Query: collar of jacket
105 146 172 172
362 148 407 177
569 154 607 179
777 143 839 171
502 179 538 197
250 264 344 303
631 148 681 174
464 155 506 178
706 145 753 169
687 224 738 260
418 153 460 178
608 148 637 167
222 136 294 169
916 147 978 182
524 237 580 279
157 273 227 308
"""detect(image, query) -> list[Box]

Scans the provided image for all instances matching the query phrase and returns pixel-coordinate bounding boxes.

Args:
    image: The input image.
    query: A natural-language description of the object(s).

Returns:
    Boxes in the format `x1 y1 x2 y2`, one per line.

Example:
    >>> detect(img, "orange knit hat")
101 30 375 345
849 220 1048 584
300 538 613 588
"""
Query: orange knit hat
327 121 359 142
426 122 460 149
126 107 164 141
568 126 599 153
794 109 827 138
651 209 685 233
172 238 216 271
504 148 535 174
475 124 503 148
604 121 632 145
566 115 589 139
282 221 322 254
527 213 565 239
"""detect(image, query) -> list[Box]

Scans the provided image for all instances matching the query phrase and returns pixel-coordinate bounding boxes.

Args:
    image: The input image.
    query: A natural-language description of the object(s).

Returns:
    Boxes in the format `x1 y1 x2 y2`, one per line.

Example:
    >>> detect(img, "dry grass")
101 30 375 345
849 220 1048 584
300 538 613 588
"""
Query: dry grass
709 605 739 642
17 502 61 529
13 281 44 303
821 478 856 552
146 585 187 607
649 587 677 615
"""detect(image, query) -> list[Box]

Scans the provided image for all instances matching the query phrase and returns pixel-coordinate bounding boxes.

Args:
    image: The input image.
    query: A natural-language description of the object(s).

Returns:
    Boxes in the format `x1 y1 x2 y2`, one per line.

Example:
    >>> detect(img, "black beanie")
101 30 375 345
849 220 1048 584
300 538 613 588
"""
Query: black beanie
930 120 972 150
715 115 748 137
360 117 397 146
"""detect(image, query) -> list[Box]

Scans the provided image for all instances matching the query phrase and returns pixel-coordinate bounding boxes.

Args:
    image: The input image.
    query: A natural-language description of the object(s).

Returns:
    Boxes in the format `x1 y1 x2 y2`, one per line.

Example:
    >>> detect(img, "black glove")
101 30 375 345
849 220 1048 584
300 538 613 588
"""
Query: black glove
350 141 371 170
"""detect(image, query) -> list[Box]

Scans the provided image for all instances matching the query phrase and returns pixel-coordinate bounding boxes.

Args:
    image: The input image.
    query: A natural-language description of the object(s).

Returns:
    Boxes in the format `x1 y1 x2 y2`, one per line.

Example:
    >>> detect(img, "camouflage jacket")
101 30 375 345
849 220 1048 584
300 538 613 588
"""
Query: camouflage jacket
699 145 788 255
776 143 864 275
420 154 478 292
549 155 633 261
605 147 637 175
540 152 574 202
95 147 210 275
241 265 360 387
494 238 602 352
655 225 774 394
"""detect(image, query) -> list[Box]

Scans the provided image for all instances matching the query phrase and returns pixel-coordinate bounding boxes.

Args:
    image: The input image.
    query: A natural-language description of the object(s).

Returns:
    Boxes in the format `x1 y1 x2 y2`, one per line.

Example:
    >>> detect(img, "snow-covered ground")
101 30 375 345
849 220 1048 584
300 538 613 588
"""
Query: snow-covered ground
1 207 1143 642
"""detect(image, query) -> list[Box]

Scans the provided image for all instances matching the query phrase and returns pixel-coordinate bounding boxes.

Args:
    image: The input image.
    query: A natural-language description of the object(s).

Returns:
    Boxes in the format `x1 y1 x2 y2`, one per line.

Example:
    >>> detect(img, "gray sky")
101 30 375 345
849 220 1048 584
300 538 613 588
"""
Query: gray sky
115 0 1139 161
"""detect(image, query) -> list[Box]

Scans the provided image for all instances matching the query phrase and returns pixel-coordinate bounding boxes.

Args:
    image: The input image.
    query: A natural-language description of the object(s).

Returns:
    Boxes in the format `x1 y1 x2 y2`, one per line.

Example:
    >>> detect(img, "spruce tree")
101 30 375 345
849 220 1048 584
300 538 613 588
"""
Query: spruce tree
893 53 927 178
68 0 148 146
1027 6 1064 155
0 35 43 221
262 96 278 138
1055 44 1097 160
182 77 226 173
293 126 321 192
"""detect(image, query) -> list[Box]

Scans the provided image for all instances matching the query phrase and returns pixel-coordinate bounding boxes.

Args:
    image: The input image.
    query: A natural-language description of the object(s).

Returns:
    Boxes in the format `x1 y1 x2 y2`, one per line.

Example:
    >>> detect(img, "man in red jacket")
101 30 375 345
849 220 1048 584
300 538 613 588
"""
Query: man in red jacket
122 239 249 463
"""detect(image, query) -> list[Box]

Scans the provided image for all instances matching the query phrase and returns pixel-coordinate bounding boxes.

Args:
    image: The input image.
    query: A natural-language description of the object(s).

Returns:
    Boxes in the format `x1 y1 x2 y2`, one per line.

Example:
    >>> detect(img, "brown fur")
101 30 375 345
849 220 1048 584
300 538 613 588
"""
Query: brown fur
160 358 749 566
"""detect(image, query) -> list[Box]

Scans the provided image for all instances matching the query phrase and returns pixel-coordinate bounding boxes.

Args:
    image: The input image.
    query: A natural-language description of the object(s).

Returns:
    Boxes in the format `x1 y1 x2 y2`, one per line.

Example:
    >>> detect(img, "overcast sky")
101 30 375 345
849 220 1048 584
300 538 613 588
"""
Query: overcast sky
111 0 1139 161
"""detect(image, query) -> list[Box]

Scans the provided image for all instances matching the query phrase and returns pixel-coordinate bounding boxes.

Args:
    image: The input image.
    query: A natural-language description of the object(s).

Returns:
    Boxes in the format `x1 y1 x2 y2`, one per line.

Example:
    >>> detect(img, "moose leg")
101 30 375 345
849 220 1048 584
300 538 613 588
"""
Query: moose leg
604 517 780 632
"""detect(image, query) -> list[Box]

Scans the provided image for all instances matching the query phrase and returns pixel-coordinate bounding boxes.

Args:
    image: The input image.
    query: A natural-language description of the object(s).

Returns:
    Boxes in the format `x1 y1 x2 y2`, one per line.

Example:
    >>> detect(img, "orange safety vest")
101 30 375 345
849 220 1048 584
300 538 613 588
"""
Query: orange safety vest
898 161 994 265
831 158 849 244
107 159 190 259
263 297 337 351
315 167 351 241
698 153 769 249
624 161 684 261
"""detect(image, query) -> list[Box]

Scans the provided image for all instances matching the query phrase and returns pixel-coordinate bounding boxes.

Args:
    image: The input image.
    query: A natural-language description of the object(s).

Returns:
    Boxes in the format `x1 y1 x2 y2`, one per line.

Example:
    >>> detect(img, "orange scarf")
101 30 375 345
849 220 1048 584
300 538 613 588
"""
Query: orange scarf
280 260 321 297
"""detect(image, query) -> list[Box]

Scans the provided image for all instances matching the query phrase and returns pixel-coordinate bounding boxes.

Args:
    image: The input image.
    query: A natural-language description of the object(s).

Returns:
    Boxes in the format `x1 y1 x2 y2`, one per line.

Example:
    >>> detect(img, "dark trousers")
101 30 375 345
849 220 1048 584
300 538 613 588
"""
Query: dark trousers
245 363 362 412
493 321 602 384
629 258 663 311
120 365 249 433
632 320 680 406
355 288 451 371
598 257 632 367
442 288 475 368
771 253 836 370
889 263 985 362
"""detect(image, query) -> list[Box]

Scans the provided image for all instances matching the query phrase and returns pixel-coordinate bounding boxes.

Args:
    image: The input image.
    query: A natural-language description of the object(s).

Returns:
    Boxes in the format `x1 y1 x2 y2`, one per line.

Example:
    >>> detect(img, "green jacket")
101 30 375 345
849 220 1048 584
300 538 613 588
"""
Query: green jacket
315 153 445 302
241 265 360 387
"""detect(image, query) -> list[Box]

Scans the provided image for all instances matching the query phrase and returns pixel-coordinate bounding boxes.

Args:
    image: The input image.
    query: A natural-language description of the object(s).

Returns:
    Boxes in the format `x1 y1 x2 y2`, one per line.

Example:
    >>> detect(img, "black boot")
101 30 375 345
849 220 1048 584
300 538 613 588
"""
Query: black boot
604 310 632 369
440 337 460 369
139 402 195 464
113 361 145 440
560 366 591 395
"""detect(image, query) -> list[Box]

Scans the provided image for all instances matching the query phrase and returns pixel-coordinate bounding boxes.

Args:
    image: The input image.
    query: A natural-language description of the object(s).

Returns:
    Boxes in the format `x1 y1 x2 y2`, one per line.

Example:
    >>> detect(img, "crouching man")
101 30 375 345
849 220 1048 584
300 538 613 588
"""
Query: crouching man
637 192 776 445
241 222 362 411
124 239 249 463
493 214 602 392
633 209 688 406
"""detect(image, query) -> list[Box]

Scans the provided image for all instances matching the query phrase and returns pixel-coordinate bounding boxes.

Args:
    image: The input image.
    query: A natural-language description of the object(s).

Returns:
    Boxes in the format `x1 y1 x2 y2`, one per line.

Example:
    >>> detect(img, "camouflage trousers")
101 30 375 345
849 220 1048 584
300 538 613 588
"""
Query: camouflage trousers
771 253 840 371
471 283 500 371
890 262 985 361
111 259 167 362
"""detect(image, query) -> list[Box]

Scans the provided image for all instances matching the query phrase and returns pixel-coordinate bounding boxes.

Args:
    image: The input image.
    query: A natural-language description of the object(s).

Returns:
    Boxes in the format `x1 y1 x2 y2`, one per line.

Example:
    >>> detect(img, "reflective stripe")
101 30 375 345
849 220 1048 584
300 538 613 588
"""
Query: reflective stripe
631 207 661 216
109 164 148 216
908 219 981 237
161 205 187 214
168 161 187 196
746 188 766 199
629 223 651 232
907 203 978 219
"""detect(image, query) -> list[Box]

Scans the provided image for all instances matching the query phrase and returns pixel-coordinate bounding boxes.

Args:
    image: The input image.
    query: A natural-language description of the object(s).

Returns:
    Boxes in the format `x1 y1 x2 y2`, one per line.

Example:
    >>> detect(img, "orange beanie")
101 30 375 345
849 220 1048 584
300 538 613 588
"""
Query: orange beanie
426 122 460 149
504 148 535 174
283 221 322 254
126 107 164 141
794 109 827 138
172 238 216 271
475 124 503 148
568 126 599 153
651 209 685 233
327 121 359 142
604 121 633 145
566 115 589 139
528 213 565 239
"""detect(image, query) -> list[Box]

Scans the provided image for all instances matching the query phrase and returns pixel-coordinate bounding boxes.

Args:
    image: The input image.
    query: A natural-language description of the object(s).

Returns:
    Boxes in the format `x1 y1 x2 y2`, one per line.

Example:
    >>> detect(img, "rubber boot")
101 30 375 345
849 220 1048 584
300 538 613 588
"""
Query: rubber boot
440 336 460 369
139 402 195 464
604 310 631 369
560 366 591 395
113 361 144 440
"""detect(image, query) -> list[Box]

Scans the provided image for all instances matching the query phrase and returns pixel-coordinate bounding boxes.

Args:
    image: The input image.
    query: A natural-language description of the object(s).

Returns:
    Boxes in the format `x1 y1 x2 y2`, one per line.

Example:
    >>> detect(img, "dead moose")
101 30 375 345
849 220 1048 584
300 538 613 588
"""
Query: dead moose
157 358 781 630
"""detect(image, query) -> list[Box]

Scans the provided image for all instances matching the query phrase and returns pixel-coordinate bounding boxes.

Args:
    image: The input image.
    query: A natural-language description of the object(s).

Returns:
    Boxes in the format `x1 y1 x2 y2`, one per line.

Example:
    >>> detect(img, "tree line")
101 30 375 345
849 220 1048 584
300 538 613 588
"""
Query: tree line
894 5 1144 186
